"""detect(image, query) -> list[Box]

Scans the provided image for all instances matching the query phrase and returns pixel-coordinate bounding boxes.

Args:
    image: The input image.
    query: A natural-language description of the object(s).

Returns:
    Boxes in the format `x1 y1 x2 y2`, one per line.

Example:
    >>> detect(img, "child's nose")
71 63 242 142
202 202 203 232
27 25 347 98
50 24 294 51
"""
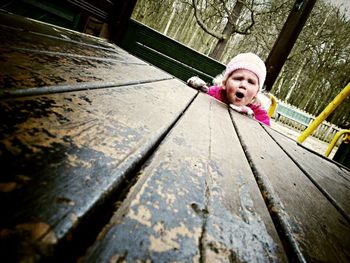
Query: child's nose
239 80 247 89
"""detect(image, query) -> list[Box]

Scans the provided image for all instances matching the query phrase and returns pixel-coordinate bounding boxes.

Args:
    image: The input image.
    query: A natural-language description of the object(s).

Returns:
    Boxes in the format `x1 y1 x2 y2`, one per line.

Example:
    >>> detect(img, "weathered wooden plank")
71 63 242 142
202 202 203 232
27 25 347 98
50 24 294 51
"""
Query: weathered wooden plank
83 94 287 262
0 11 110 48
0 79 196 261
231 111 350 262
0 24 126 60
0 11 171 96
0 44 170 93
264 127 350 221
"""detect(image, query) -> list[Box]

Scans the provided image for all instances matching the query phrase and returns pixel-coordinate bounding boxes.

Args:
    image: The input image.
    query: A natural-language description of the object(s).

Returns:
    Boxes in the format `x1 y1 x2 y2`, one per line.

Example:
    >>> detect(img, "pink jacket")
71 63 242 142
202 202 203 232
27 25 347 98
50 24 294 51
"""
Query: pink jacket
207 86 270 126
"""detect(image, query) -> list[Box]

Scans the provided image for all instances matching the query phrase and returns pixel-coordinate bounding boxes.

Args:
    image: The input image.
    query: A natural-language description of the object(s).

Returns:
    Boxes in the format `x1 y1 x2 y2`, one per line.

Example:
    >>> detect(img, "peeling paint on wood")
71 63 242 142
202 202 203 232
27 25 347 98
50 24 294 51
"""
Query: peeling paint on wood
83 94 287 262
0 182 17 192
0 13 197 260
0 80 196 259
2 10 349 263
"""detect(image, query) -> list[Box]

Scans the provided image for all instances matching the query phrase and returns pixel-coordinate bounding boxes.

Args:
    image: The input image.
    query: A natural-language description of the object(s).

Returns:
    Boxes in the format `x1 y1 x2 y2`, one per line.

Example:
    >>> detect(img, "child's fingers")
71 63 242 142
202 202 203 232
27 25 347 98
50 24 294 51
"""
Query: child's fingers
229 104 254 117
187 76 207 91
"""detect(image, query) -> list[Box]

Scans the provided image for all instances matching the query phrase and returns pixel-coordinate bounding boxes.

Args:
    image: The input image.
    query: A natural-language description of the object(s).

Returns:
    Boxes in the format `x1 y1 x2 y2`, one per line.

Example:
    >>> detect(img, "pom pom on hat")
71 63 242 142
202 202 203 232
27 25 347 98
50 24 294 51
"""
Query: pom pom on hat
224 52 266 91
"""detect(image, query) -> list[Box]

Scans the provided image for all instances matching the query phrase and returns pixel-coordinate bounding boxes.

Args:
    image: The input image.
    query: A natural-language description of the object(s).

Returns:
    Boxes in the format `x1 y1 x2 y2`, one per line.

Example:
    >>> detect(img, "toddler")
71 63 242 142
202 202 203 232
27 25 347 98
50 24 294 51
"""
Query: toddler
187 52 270 126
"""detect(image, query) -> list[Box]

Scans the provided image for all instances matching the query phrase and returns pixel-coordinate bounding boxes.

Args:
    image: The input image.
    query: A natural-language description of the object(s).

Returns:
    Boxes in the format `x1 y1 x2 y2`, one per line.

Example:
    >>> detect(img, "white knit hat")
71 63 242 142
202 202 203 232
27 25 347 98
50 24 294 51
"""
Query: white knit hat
224 53 266 91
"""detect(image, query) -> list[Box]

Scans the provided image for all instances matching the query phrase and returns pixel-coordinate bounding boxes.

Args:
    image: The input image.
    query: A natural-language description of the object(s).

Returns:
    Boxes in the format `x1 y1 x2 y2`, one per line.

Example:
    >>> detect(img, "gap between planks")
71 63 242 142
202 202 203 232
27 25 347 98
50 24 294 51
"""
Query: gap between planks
62 92 200 262
229 110 307 263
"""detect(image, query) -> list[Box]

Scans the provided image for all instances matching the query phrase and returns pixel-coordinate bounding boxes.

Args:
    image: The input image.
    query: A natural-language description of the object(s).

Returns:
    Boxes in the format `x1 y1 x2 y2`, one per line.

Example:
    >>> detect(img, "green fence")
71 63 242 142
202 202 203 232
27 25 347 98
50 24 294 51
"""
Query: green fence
275 103 312 126
274 101 340 143
120 19 225 84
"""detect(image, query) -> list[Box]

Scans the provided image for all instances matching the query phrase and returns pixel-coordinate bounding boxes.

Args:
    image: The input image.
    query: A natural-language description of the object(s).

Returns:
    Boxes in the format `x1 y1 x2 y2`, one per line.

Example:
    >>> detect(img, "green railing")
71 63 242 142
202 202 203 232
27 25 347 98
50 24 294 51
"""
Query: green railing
274 101 341 143
120 19 225 84
275 103 312 126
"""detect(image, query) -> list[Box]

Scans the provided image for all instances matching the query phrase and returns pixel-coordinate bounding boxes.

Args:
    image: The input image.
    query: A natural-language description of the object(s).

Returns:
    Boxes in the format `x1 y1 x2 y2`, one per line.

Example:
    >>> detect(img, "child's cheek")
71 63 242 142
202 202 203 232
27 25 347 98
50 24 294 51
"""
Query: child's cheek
227 86 236 94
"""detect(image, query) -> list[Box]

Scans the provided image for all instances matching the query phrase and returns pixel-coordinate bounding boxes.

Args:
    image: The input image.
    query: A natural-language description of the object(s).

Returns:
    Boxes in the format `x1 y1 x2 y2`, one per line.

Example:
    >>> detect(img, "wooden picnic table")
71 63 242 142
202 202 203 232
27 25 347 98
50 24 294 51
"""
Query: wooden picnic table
0 12 349 263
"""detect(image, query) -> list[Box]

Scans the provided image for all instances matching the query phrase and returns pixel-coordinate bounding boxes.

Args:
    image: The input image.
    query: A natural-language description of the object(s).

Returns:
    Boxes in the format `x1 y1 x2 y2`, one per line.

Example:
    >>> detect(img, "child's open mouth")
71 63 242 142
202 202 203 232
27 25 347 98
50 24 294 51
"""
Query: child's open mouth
235 91 244 99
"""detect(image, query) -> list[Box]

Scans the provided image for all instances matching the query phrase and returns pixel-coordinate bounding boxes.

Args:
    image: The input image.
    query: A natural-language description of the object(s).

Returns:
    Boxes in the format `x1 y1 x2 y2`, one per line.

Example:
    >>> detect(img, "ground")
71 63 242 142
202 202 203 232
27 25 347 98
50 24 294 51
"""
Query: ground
270 120 337 159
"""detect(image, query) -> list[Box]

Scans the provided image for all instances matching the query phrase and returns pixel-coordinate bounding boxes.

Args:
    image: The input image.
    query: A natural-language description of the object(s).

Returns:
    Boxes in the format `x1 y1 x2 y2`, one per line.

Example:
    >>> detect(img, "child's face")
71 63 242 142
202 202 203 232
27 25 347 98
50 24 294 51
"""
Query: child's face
223 69 259 106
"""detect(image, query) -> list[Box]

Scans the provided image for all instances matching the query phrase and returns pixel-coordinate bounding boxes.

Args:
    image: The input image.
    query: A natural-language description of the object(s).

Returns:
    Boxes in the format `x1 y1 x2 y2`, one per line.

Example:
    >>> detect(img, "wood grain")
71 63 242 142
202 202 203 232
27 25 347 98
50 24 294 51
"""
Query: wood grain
264 126 350 221
0 79 196 261
0 12 171 94
231 111 350 262
84 94 287 262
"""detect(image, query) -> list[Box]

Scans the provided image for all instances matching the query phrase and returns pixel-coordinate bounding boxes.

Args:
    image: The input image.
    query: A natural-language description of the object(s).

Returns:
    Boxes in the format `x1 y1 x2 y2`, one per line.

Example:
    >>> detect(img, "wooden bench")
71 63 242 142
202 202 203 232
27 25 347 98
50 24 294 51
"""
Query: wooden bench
120 19 226 84
1 12 350 262
275 103 312 127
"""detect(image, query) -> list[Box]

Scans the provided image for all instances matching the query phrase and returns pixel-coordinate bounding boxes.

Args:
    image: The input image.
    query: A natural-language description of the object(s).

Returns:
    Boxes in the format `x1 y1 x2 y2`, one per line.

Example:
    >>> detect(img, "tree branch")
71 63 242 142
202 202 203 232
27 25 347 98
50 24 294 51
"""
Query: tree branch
191 0 225 40
235 19 254 34
234 0 255 35
219 0 231 17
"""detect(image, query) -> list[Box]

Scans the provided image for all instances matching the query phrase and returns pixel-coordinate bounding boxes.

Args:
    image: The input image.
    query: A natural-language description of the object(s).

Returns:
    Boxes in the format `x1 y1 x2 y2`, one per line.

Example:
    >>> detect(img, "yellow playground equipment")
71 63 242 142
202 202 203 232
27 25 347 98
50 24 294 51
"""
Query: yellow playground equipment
296 82 350 166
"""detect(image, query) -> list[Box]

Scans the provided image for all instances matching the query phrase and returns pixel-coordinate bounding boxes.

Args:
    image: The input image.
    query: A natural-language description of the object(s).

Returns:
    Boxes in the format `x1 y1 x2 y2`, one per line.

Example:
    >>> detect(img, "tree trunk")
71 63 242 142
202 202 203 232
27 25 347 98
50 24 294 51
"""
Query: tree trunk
273 68 285 96
285 59 306 101
187 26 200 47
209 1 244 60
174 6 194 41
163 1 178 35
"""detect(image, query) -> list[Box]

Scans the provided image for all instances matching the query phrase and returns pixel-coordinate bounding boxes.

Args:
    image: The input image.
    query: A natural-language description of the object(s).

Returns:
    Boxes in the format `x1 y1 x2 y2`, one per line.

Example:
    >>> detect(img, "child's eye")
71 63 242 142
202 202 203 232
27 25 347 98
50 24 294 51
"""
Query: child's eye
248 79 256 85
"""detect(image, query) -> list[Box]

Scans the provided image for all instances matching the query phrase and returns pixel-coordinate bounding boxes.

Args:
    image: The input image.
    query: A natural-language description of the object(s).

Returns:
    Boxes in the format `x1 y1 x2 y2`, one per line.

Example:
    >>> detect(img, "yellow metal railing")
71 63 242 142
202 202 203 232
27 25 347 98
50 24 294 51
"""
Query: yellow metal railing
297 83 350 143
325 129 350 157
267 93 277 118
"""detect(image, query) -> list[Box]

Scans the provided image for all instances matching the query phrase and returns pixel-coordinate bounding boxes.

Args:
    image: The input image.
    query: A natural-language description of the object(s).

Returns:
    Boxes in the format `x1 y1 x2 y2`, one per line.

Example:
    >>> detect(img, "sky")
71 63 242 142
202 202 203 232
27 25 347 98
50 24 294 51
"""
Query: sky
329 0 350 18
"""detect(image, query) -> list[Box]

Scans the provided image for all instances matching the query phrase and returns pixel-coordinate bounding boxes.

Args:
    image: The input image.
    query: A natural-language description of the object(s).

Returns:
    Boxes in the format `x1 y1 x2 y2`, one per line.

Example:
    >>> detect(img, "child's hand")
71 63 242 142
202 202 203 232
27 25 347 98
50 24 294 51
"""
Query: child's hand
229 104 255 118
187 76 208 92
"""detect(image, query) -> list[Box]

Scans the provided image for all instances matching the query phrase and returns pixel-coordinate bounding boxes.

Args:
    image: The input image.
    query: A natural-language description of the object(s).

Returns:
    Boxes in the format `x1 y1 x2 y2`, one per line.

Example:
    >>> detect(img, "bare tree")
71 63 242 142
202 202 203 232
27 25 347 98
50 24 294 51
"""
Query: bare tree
132 0 350 126
187 0 257 60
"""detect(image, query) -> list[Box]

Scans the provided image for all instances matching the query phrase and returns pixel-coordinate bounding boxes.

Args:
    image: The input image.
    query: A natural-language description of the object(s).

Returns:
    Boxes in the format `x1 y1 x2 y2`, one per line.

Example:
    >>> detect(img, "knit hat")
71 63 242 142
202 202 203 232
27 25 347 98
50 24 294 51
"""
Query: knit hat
224 52 266 91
